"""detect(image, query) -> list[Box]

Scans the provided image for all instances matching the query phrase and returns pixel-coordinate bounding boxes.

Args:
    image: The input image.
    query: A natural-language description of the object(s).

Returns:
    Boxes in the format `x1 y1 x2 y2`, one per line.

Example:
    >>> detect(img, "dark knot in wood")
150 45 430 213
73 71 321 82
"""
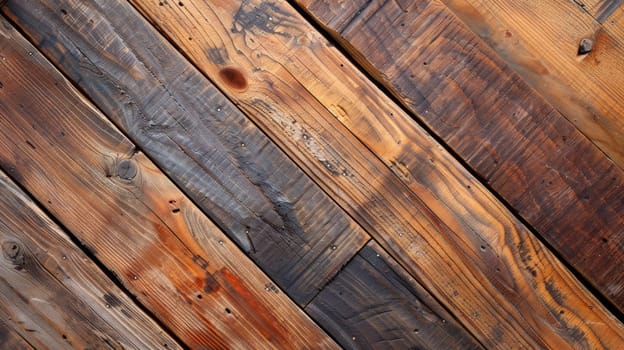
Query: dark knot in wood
117 159 137 180
219 67 248 91
2 241 25 270
578 38 594 55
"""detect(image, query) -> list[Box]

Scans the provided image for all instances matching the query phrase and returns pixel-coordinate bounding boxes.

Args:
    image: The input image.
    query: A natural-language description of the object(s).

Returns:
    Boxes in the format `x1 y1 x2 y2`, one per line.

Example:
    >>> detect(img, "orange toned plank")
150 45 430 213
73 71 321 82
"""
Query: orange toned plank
0 16 336 349
0 172 180 349
1 0 368 306
437 0 624 169
128 0 624 347
603 5 624 38
297 0 624 310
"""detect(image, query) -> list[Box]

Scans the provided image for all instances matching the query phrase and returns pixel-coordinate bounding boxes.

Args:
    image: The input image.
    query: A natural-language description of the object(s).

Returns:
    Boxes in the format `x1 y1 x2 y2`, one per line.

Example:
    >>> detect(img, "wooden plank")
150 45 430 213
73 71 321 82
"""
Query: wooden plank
0 318 33 350
0 0 368 306
295 0 624 309
433 0 624 169
0 172 181 349
603 4 624 38
122 0 624 348
581 0 624 23
306 241 483 349
0 16 337 349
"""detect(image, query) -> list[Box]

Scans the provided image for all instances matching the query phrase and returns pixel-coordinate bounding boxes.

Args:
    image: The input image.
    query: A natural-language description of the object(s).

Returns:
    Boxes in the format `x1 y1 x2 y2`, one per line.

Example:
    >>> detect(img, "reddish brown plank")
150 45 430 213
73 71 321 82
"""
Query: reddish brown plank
125 0 624 348
0 15 336 349
295 0 624 310
0 0 368 306
307 241 483 349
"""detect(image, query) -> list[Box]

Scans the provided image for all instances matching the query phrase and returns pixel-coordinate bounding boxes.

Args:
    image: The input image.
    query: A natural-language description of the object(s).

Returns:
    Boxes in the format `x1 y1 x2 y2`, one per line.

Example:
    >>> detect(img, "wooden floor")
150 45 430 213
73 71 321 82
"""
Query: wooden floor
0 0 623 348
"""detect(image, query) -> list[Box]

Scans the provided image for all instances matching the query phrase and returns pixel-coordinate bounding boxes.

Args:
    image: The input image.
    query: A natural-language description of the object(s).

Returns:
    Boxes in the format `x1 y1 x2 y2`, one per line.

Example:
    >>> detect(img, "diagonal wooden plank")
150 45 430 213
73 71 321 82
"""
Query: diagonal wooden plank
580 0 624 23
0 15 337 349
0 171 181 349
295 0 624 310
0 0 368 306
110 0 624 347
434 0 624 168
0 317 34 350
306 241 483 349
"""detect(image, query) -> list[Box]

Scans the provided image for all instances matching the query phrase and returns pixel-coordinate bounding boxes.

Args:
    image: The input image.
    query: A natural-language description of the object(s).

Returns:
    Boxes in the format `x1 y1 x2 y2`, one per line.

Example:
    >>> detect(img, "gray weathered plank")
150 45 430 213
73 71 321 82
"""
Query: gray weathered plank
307 241 483 349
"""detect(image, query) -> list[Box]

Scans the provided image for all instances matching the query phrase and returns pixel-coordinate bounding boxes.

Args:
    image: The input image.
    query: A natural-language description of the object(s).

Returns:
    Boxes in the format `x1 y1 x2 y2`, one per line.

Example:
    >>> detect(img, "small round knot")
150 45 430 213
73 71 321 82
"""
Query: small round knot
218 67 248 91
2 241 25 269
117 159 137 180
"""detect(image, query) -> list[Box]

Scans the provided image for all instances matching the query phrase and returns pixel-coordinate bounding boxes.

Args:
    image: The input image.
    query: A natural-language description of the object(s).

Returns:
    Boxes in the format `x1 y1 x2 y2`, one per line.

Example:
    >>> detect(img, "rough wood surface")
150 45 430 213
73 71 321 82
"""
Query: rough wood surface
0 319 33 350
307 241 482 349
1 0 369 306
296 0 624 310
435 0 624 169
0 16 336 349
127 0 624 348
0 172 180 349
581 0 623 23
602 3 624 38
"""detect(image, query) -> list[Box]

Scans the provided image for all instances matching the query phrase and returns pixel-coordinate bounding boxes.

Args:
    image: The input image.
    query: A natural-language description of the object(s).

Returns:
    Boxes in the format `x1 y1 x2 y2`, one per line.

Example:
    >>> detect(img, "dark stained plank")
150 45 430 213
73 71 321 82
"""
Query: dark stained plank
125 0 624 348
296 0 624 310
307 241 483 349
0 0 369 306
0 15 337 349
0 171 180 349
0 318 33 350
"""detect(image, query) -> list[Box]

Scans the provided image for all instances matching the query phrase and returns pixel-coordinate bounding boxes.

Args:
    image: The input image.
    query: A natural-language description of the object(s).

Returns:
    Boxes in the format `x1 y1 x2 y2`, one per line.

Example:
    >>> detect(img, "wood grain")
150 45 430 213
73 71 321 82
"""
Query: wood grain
297 0 624 310
126 0 624 347
0 16 336 349
1 0 369 305
435 0 624 168
581 0 623 23
0 172 180 349
307 241 482 349
0 318 33 350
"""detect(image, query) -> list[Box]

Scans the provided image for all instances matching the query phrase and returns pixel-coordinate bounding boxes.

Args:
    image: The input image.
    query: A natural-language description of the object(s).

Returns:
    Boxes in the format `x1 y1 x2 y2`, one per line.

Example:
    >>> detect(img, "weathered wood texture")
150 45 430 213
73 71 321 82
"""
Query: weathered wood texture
1 0 369 306
296 0 624 309
435 0 624 169
581 0 623 23
0 320 33 350
0 16 336 349
127 0 624 348
0 172 180 349
307 241 482 349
